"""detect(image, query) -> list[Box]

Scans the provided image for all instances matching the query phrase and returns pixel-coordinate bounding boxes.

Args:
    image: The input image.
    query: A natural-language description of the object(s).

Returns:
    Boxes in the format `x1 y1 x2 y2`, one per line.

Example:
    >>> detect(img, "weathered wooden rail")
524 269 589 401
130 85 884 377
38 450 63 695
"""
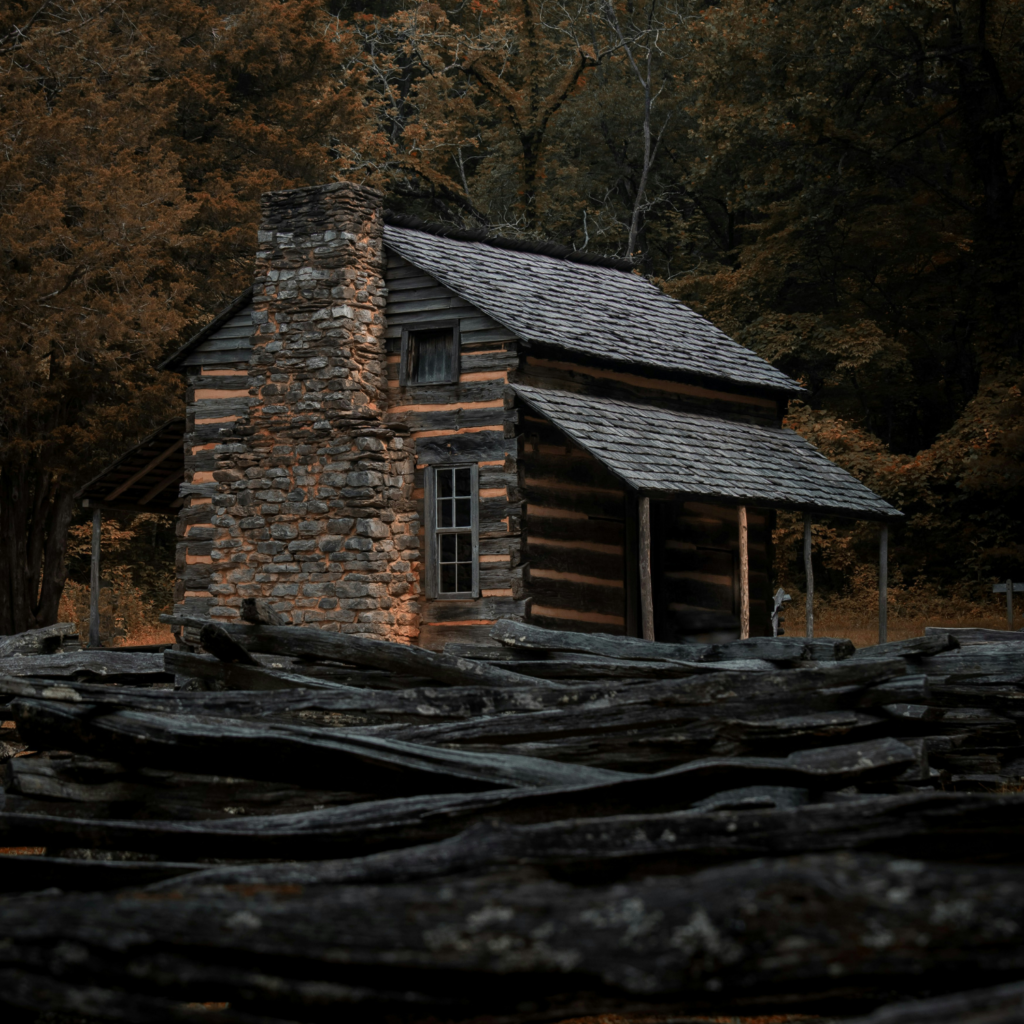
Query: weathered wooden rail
1 617 1023 1022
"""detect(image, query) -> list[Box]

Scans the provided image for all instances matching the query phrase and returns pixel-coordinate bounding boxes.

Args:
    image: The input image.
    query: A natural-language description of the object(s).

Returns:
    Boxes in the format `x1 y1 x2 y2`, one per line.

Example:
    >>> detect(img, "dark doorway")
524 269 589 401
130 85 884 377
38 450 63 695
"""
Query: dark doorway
648 499 771 642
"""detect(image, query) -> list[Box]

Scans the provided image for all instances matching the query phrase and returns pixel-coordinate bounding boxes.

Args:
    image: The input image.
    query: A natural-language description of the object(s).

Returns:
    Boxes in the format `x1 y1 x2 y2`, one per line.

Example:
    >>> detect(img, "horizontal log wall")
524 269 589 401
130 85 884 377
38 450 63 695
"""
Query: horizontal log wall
515 354 782 426
175 305 255 617
519 414 629 635
383 251 524 650
653 500 772 641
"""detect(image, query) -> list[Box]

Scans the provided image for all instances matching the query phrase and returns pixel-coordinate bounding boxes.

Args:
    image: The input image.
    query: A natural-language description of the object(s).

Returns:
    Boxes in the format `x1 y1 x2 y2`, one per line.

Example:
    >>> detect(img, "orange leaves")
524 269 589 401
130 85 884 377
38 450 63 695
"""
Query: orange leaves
0 0 377 478
1 3 188 437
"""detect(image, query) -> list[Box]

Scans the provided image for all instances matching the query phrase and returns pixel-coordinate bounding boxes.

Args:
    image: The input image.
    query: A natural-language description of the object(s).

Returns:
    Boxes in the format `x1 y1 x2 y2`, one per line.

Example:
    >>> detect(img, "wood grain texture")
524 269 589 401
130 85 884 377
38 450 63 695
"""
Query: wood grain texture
0 737 918 858
163 618 542 689
3 610 1024 1021
489 618 855 663
4 853 1024 1020
639 495 654 641
514 356 781 426
925 626 1024 645
738 504 750 639
156 789 1024 891
0 656 915 724
0 651 170 683
3 750 368 824
10 698 626 795
842 981 1024 1024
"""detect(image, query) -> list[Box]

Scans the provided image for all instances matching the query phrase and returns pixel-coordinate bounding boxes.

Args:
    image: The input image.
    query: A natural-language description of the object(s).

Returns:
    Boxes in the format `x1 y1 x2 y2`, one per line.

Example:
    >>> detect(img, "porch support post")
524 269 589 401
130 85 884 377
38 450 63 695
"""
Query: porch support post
804 512 814 638
639 495 655 642
89 507 101 649
879 523 889 645
738 505 750 639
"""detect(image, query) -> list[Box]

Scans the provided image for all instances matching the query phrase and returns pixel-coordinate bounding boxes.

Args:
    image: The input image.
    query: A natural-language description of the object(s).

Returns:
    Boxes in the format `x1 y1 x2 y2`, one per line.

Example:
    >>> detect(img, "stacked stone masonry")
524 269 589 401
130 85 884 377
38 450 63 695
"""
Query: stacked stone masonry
188 183 421 641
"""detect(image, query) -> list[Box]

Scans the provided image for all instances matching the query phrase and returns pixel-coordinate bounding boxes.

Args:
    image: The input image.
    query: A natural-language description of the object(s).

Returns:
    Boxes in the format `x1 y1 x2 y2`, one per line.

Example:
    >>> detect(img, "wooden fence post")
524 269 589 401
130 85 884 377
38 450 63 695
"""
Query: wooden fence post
639 496 654 642
804 512 814 639
739 506 750 640
991 581 1023 628
89 507 101 649
879 523 888 645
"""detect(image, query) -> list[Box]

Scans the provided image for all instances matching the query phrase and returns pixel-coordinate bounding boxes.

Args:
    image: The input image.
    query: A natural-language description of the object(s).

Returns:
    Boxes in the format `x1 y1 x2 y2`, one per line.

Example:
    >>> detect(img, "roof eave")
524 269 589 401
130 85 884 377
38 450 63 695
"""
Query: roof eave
636 485 903 521
384 236 805 397
81 496 184 516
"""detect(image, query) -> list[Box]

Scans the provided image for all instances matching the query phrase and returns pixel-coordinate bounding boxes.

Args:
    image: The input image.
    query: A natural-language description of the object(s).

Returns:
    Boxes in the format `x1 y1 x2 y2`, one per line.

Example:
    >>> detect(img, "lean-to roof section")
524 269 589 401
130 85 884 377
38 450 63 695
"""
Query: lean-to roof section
512 385 901 521
75 419 186 515
383 224 803 395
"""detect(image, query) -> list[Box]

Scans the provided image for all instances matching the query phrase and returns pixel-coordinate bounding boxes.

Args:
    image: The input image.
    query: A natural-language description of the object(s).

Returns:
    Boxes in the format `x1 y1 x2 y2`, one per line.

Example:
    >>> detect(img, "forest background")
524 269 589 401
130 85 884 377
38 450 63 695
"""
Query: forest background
1 0 1022 642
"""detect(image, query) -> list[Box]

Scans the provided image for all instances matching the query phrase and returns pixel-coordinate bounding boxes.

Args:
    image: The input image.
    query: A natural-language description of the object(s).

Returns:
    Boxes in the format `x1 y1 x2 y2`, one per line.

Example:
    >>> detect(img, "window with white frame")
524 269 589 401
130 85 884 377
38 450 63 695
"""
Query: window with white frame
426 464 479 597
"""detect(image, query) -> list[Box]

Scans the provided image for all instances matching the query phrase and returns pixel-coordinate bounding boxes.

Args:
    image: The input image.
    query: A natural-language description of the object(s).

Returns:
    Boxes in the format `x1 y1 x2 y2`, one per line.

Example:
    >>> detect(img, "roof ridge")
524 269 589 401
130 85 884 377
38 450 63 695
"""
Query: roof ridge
382 211 637 274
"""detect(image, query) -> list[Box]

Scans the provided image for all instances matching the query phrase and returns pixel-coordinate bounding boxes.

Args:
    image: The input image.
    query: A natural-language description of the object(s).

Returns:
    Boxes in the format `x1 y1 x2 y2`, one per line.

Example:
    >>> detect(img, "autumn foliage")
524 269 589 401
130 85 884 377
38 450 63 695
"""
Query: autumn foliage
1 0 1022 632
0 0 368 632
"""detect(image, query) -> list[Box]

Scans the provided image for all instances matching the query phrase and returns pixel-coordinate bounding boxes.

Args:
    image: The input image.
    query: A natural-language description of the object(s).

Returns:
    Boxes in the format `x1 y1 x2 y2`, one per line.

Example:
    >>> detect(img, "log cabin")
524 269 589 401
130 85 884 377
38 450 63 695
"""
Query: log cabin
77 182 901 650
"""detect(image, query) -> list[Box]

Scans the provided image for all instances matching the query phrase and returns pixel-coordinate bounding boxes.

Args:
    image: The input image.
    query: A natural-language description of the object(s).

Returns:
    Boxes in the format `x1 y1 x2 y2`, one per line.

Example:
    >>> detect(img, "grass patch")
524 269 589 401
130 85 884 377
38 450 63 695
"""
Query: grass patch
777 578 1018 648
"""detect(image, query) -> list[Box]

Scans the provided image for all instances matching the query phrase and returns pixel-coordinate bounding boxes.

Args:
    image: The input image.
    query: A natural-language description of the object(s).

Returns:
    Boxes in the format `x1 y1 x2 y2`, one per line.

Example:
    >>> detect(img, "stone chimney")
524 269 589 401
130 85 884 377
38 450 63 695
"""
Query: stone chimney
203 182 420 639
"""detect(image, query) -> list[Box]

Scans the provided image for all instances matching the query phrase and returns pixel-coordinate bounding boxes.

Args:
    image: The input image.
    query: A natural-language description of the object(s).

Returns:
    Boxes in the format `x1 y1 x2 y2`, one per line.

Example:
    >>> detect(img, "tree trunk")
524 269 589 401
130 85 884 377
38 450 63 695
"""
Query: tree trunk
0 462 74 636
520 133 543 230
956 4 1022 360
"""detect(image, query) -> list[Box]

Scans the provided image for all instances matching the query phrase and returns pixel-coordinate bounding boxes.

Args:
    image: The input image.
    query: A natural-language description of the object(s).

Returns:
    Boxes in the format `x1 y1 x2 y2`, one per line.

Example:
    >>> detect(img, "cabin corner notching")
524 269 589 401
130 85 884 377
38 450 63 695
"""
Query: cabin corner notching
119 180 900 650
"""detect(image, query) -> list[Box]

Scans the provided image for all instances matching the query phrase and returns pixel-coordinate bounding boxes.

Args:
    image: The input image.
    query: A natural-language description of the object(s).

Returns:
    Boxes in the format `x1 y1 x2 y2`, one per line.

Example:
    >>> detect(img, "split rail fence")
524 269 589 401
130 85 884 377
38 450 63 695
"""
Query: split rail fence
1 617 1024 1023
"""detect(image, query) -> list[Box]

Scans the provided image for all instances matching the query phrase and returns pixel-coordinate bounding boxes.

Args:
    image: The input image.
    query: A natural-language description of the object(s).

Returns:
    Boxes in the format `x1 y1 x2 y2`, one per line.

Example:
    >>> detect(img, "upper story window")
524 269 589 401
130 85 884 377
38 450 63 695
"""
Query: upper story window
400 320 460 385
425 464 479 598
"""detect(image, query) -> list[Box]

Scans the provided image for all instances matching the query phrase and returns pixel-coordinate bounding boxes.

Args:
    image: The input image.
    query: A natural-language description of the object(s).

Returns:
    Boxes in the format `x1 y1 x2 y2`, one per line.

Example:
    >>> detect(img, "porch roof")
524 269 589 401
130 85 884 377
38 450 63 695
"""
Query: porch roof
75 419 186 516
511 385 901 521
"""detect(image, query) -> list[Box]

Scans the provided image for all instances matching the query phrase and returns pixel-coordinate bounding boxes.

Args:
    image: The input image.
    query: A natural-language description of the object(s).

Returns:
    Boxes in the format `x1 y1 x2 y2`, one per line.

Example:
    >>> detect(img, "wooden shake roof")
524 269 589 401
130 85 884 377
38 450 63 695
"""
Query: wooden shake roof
512 385 902 520
384 222 804 395
145 215 897 521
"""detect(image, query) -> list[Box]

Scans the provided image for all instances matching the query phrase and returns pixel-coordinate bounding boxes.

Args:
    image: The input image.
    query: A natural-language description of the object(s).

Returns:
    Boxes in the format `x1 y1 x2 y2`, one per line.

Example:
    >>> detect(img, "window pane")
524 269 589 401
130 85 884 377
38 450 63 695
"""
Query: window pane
439 498 453 528
455 497 471 527
457 562 473 593
456 533 473 561
455 468 471 495
440 534 457 561
413 329 453 383
440 563 457 593
437 469 452 528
